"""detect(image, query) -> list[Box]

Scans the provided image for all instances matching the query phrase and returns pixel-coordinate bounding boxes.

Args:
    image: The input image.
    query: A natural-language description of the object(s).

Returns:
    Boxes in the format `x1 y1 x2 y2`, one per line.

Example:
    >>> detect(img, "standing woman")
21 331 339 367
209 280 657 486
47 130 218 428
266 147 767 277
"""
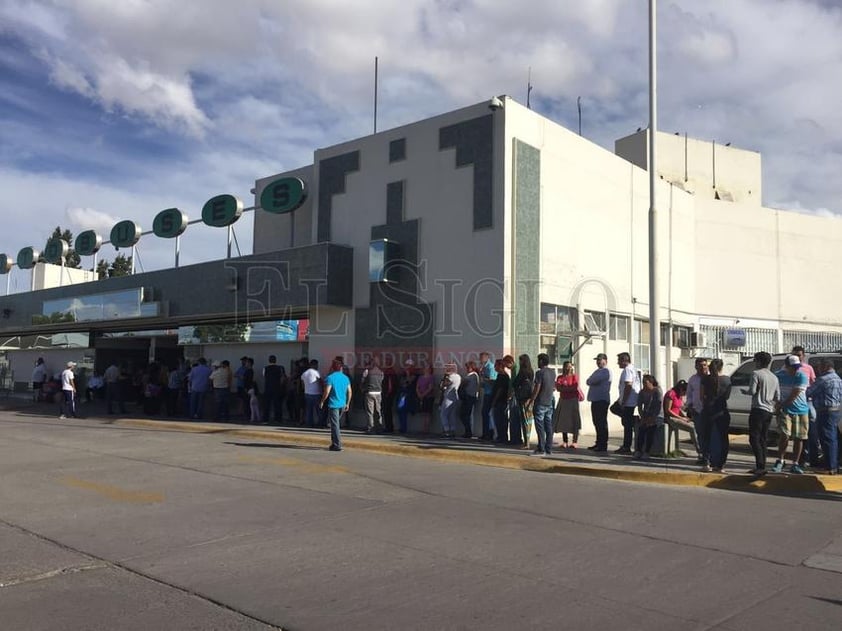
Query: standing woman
511 354 535 449
397 360 418 433
635 375 664 460
415 365 435 434
460 361 480 438
491 357 513 443
700 358 732 472
553 361 582 449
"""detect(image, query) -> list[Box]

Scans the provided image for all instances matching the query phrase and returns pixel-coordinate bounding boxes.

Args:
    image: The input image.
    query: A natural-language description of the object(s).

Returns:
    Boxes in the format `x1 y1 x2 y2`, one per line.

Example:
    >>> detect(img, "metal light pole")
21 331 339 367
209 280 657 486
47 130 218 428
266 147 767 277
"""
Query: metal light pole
648 0 661 384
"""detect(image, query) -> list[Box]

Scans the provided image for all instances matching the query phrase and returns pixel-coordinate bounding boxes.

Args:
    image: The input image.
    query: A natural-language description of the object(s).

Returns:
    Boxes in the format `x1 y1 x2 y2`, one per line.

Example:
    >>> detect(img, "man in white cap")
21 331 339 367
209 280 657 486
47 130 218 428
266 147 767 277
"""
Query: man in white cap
773 355 810 474
59 361 77 419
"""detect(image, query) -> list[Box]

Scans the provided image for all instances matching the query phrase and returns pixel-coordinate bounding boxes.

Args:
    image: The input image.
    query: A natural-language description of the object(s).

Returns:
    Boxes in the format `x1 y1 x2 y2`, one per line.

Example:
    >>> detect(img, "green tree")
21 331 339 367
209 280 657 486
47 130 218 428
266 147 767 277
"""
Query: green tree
95 254 133 279
50 226 81 268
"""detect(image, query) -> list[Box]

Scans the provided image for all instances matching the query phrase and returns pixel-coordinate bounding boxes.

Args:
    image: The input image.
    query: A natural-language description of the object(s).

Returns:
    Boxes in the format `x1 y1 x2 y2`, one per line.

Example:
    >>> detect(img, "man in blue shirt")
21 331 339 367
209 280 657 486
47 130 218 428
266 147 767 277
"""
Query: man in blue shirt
773 355 810 474
586 353 612 452
320 359 352 451
806 358 842 474
479 352 497 441
187 358 212 420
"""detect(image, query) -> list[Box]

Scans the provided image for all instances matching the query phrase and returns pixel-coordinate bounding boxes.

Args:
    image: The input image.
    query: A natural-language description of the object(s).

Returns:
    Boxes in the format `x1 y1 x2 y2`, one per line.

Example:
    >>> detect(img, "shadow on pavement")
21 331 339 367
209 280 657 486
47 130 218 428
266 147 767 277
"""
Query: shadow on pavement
224 441 323 451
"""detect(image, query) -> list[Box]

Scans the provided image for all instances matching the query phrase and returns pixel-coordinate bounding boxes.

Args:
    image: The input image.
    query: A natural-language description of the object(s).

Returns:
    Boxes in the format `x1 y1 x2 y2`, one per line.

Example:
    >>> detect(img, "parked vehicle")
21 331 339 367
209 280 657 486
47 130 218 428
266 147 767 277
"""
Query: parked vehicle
728 352 842 433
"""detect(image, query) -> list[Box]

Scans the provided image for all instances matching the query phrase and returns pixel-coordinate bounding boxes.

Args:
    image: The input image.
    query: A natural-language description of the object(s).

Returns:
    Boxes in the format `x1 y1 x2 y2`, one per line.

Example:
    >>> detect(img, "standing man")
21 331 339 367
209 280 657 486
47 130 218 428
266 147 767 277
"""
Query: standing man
362 358 385 433
614 352 641 454
320 358 352 452
211 360 233 421
791 345 819 468
31 357 47 402
381 364 398 434
479 352 497 441
685 357 709 464
586 353 612 453
301 359 322 427
262 355 286 424
743 351 780 475
187 358 212 419
234 356 248 419
807 358 842 475
439 363 462 439
773 355 810 474
59 361 77 419
529 353 556 456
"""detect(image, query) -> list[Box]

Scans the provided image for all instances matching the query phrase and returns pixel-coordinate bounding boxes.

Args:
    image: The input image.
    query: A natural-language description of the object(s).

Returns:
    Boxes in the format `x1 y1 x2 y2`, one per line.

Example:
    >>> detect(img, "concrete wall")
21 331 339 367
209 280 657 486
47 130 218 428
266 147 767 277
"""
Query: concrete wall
253 165 315 252
615 130 762 205
33 263 97 290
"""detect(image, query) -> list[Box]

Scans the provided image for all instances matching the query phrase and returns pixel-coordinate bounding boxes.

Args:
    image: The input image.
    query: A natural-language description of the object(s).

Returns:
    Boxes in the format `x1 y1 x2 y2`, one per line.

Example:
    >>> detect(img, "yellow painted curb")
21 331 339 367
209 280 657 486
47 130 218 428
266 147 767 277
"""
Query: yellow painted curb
116 418 842 496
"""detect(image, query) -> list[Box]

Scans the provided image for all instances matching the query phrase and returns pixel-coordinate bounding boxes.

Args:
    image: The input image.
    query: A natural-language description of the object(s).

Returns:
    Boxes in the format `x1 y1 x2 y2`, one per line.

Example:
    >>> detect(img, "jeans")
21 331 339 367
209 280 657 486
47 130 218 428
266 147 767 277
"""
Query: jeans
621 406 636 450
493 402 509 442
365 392 383 430
817 408 840 472
61 390 76 417
481 392 494 437
304 394 321 427
327 407 343 449
590 400 609 450
106 381 126 414
635 423 658 454
460 397 477 436
748 408 773 470
214 388 230 421
189 391 206 419
508 400 523 445
382 394 396 432
705 411 731 469
693 409 710 461
533 403 554 454
440 398 458 434
262 390 285 424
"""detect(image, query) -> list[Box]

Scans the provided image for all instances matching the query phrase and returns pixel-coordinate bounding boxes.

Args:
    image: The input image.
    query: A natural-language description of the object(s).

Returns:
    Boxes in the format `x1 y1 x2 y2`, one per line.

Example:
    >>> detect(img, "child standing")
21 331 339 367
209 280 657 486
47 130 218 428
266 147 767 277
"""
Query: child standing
248 387 261 424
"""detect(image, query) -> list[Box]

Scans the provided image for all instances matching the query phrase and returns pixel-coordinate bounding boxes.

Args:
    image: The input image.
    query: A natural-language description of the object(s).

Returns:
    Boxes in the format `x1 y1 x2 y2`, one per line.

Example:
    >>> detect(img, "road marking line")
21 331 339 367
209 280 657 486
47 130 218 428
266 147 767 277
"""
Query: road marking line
59 476 164 504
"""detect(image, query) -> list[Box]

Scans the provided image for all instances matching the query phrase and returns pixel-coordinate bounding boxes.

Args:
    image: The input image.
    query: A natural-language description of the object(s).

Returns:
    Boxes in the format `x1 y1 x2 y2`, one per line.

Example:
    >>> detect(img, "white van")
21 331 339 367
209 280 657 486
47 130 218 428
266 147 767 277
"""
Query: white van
728 352 842 433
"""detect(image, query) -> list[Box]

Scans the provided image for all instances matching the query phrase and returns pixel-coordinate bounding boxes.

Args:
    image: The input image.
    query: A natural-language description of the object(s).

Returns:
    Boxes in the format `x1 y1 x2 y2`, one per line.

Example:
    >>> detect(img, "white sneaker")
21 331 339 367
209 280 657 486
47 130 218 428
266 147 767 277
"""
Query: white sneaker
58 414 67 420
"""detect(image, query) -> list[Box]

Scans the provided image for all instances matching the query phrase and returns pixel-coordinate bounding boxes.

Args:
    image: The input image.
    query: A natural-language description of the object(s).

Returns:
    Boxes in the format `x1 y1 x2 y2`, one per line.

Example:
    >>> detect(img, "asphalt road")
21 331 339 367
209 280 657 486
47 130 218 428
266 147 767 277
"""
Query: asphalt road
1 410 841 631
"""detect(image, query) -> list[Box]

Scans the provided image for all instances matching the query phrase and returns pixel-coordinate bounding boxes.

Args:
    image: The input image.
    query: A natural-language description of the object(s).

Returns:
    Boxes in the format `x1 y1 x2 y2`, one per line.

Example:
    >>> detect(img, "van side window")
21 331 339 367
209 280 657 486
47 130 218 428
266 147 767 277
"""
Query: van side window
729 363 753 387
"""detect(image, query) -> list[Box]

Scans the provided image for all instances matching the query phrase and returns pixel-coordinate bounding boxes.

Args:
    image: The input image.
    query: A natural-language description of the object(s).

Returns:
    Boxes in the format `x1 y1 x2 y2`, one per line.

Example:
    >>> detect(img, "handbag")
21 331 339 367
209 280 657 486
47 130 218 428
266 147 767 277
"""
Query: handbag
577 387 585 402
609 400 623 417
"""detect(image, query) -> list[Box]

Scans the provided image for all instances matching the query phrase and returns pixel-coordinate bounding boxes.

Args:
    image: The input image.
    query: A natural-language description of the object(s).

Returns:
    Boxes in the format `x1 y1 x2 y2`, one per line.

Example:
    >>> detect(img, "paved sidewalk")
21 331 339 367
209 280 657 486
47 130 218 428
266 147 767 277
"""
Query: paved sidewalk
4 395 841 495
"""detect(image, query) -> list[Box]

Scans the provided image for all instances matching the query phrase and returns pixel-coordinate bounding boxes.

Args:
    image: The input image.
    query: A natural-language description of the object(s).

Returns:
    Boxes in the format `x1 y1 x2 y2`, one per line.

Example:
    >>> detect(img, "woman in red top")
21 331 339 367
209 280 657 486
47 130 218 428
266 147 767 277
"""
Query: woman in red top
553 361 582 448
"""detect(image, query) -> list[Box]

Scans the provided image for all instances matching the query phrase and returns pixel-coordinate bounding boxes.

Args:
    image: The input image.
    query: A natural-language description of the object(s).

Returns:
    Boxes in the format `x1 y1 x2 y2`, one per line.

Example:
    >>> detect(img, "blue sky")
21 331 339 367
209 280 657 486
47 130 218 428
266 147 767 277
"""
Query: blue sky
1 0 841 291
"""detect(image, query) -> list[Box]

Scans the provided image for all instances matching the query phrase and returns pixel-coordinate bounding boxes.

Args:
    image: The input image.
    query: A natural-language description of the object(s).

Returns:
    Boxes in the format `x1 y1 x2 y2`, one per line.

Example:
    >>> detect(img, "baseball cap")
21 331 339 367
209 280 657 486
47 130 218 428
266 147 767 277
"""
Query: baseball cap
405 359 415 366
240 356 248 361
785 354 801 367
66 361 76 368
594 353 608 361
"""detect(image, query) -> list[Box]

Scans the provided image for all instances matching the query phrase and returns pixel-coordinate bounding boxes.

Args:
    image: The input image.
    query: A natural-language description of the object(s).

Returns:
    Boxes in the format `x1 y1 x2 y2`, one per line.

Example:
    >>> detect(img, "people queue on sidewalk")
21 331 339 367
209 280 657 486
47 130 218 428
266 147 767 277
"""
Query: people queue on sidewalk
36 344 841 472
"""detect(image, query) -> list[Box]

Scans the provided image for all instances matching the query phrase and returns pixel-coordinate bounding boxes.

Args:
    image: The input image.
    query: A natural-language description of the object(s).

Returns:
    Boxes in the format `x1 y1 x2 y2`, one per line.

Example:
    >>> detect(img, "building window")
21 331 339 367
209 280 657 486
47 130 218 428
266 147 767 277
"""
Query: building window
673 325 692 349
389 138 406 163
540 303 577 365
609 314 629 341
585 310 606 334
633 319 650 371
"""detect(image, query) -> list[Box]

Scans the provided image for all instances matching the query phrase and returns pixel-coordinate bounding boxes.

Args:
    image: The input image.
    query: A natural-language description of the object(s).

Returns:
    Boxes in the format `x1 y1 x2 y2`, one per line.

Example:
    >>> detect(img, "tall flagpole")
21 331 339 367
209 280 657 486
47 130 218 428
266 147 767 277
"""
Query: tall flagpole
648 0 661 384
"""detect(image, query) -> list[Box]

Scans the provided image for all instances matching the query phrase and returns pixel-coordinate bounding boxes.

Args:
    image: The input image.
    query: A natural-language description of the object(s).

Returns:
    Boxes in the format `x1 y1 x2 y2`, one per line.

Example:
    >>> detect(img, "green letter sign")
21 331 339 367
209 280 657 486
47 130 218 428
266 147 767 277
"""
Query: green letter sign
110 220 142 249
202 195 243 227
0 254 11 274
153 208 189 238
17 247 41 269
260 177 307 215
75 230 102 256
43 237 69 264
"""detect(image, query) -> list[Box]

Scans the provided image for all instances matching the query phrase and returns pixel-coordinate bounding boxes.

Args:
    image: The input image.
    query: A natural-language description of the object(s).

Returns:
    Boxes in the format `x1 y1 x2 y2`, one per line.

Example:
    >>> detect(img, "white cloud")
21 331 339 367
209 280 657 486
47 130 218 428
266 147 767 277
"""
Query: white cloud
65 207 119 234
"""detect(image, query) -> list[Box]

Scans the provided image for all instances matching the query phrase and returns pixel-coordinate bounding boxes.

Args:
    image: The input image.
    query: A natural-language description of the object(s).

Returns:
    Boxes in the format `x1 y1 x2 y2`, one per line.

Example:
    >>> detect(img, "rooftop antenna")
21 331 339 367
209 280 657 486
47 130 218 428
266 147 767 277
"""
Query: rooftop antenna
577 96 582 136
526 67 533 109
373 56 379 133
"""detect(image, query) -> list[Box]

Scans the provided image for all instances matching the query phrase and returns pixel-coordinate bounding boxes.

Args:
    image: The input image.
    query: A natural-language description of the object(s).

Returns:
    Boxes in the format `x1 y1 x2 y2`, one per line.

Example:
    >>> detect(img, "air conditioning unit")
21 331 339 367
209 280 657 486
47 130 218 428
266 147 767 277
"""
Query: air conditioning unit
689 331 707 348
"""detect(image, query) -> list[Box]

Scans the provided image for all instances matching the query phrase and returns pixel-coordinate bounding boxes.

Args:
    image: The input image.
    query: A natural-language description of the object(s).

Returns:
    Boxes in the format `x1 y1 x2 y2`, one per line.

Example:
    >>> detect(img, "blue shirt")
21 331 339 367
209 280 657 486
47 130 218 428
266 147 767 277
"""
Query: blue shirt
585 366 612 402
481 359 497 395
777 369 809 415
188 364 212 393
325 371 351 409
806 370 842 410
